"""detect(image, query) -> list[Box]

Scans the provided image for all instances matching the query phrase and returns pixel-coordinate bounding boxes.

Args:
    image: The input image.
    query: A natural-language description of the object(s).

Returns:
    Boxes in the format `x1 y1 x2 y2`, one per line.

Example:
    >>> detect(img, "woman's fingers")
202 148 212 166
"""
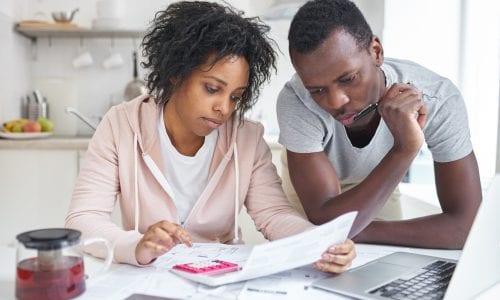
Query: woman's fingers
149 221 192 247
171 223 193 247
136 220 193 265
314 239 356 273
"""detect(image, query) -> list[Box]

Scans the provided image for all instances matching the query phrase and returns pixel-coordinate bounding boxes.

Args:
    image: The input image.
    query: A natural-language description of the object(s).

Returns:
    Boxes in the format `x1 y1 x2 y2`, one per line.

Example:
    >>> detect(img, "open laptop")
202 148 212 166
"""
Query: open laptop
313 174 500 300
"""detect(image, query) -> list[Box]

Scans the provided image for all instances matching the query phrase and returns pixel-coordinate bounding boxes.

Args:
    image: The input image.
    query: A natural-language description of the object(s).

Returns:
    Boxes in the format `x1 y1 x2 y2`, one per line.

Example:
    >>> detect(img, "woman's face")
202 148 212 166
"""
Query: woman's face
165 54 249 139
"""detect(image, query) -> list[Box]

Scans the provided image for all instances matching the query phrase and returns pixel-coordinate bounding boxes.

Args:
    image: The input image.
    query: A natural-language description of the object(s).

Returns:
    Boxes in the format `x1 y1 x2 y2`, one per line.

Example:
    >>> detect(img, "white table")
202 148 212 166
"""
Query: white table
1 245 498 299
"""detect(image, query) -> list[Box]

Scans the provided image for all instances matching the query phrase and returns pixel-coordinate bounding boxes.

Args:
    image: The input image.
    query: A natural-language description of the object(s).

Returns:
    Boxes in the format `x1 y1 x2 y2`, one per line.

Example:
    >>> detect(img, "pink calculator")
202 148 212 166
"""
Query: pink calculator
172 260 240 275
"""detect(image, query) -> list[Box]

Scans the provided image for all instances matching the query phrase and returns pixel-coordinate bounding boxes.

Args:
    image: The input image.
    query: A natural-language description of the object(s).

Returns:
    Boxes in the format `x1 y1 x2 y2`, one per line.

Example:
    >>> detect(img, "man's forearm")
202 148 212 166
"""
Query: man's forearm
353 212 471 249
311 147 418 233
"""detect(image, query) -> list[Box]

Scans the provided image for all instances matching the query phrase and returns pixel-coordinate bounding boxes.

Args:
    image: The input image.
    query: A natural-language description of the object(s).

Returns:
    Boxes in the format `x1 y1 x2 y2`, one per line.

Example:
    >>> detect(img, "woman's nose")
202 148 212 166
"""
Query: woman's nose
213 97 234 116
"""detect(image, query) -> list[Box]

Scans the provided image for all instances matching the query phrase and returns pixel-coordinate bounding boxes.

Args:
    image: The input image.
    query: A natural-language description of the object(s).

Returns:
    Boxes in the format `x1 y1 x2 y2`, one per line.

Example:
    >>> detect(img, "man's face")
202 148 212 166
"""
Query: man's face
291 29 385 128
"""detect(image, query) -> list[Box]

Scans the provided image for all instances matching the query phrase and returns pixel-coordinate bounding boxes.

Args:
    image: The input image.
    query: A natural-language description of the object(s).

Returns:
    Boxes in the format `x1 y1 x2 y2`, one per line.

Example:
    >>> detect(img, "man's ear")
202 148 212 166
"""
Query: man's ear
370 36 384 67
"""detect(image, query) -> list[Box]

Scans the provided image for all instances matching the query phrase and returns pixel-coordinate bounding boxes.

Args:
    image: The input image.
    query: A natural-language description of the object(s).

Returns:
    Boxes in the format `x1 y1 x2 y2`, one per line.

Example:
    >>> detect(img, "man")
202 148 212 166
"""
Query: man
277 0 481 249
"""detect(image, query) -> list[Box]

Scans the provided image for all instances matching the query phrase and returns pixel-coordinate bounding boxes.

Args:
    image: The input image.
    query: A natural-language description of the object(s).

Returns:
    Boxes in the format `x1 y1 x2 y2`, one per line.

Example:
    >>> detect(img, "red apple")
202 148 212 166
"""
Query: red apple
23 120 42 132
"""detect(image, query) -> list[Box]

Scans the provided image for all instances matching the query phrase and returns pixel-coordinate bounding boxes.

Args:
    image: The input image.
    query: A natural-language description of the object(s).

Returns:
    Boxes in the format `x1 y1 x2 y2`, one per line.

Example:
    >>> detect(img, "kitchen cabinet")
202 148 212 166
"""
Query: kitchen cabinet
0 149 78 246
0 137 88 246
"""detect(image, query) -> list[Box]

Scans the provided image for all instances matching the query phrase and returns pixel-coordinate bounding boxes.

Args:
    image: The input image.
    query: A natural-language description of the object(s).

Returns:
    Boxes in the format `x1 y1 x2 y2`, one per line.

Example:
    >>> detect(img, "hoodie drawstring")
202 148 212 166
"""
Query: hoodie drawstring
134 133 139 232
135 134 240 243
232 142 240 243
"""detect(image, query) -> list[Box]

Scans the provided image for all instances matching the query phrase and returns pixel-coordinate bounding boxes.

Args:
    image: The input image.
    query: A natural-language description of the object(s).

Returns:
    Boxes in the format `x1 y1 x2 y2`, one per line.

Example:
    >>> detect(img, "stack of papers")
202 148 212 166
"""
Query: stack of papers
170 211 357 286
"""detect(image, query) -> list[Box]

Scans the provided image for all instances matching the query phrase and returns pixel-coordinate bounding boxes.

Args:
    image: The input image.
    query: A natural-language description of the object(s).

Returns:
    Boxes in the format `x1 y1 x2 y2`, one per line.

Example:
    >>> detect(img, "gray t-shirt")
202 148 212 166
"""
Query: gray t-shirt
277 58 472 184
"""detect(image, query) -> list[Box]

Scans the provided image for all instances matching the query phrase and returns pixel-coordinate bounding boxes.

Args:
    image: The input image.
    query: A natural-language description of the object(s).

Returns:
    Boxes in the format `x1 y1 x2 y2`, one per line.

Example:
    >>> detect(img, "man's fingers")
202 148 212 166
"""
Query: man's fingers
417 103 428 128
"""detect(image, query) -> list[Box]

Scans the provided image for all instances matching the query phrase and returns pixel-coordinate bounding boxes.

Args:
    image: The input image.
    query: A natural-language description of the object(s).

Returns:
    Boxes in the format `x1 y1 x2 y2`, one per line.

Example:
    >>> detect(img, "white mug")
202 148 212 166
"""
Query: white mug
72 51 94 68
102 52 124 69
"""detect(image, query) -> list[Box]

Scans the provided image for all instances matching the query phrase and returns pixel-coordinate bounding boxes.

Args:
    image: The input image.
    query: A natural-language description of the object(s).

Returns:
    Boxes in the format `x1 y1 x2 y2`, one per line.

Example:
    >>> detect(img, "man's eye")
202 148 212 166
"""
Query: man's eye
339 74 356 84
309 88 325 96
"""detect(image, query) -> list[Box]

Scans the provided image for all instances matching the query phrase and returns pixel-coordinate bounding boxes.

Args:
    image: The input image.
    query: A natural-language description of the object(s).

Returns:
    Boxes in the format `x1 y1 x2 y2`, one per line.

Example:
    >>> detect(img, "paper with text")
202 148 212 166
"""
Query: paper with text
170 211 357 286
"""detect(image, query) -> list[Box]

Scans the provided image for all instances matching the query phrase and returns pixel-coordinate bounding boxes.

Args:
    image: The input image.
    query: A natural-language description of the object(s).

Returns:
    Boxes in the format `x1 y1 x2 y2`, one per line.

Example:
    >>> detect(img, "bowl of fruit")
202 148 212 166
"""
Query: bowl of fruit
0 117 54 139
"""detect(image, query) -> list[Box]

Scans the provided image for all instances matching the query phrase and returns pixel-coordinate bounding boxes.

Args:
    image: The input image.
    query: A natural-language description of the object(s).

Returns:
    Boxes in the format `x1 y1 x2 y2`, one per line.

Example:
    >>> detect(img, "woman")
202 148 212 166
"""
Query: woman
66 1 355 273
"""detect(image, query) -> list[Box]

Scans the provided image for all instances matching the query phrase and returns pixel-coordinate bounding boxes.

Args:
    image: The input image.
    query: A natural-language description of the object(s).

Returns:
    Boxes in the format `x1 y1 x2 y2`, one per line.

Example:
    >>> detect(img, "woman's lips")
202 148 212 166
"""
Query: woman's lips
203 117 223 129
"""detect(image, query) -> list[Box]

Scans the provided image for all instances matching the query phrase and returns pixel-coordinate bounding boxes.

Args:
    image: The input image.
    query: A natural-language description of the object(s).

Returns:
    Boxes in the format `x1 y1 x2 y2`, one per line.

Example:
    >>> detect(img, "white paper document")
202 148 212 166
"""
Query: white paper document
170 211 357 286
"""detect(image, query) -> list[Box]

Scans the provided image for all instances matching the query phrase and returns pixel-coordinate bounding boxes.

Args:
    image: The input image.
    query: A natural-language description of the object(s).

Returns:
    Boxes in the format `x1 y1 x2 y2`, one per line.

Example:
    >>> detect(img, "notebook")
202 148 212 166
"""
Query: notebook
313 174 500 300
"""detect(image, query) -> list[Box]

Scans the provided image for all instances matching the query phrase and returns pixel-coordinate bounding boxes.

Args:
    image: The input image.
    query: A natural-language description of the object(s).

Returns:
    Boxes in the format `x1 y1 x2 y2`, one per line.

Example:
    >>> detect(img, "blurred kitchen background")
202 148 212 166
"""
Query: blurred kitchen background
0 0 498 244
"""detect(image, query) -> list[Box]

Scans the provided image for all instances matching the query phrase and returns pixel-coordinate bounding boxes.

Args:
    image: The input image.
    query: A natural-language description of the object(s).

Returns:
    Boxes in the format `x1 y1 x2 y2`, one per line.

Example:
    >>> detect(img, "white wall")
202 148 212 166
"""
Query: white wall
384 0 500 181
1 0 281 135
0 0 32 121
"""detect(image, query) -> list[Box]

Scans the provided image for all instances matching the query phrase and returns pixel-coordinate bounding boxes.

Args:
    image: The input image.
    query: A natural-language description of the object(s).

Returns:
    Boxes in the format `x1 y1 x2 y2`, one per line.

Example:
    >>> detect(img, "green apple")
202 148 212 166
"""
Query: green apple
37 117 54 132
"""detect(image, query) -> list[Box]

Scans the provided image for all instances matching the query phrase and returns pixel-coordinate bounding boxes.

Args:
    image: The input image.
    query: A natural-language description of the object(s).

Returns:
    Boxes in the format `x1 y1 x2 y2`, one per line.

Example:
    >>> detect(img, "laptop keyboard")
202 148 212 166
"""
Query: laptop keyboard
369 260 456 300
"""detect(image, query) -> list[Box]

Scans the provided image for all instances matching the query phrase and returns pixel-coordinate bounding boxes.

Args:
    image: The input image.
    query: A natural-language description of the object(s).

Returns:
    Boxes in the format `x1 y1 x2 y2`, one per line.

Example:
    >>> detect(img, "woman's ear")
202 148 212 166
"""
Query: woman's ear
169 77 179 85
371 36 384 67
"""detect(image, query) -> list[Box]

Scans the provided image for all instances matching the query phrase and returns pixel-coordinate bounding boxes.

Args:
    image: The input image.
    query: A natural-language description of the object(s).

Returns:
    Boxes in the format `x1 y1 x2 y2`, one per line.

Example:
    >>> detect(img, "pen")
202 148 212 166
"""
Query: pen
353 82 414 122
247 287 287 295
353 102 378 122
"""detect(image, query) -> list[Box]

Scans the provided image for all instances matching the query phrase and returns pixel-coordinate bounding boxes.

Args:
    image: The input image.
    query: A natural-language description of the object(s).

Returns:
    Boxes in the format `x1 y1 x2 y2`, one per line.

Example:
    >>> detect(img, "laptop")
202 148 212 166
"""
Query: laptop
313 174 500 300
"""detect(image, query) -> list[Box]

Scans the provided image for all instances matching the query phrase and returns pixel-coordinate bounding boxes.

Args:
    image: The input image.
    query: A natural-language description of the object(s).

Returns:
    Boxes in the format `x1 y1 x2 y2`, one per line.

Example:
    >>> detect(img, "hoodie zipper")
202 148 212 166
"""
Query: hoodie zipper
142 154 181 225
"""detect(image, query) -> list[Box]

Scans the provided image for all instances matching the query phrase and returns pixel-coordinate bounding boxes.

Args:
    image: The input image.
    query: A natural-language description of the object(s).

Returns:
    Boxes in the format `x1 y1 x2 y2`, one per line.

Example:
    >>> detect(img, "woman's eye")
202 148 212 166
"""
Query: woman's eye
230 95 242 102
206 85 218 94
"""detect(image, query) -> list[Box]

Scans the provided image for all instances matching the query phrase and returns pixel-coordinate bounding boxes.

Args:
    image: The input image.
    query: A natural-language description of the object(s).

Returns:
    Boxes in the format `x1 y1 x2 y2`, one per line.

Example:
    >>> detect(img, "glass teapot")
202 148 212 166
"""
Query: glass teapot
15 228 112 300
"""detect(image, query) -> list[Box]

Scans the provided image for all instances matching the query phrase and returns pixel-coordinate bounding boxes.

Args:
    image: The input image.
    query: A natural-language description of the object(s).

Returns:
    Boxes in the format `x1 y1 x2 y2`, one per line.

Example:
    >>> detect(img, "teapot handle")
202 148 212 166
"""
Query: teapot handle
82 237 113 278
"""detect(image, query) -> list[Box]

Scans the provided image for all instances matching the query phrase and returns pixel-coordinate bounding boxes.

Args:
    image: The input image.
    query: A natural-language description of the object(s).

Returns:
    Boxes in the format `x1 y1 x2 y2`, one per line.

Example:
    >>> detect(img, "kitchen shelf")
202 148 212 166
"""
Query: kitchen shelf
15 25 145 40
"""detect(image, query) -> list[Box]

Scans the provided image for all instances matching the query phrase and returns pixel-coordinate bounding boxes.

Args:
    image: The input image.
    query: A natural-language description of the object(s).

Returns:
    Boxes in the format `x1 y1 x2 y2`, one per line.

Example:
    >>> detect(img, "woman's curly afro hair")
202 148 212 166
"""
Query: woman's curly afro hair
141 1 277 119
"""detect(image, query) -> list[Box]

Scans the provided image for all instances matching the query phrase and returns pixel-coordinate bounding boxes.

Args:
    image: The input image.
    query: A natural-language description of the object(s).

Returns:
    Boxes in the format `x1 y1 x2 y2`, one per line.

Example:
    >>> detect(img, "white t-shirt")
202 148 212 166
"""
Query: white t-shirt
158 109 218 224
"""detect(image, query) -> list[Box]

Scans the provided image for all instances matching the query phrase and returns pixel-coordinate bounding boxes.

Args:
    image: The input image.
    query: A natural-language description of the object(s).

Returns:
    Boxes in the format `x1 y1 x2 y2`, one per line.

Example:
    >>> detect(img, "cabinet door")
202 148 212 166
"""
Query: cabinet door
0 150 77 246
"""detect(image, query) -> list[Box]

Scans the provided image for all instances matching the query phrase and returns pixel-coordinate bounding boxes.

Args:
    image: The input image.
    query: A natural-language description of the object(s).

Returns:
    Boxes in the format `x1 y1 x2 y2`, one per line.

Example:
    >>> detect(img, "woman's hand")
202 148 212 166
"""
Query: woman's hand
313 239 356 273
135 220 193 265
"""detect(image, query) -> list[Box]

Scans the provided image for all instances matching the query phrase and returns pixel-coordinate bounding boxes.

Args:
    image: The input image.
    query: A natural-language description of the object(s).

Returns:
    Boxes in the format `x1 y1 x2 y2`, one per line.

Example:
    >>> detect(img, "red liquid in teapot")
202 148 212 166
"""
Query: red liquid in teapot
16 256 85 300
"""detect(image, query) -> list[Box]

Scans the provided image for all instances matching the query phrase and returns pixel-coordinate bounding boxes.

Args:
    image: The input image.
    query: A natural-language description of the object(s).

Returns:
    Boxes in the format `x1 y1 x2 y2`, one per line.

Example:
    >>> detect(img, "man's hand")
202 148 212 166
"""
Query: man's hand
379 83 427 154
135 220 193 265
313 239 356 273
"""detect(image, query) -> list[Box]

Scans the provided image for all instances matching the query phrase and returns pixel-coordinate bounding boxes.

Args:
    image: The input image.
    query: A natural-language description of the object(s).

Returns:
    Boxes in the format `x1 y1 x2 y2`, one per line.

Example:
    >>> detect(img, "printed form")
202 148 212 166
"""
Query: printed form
170 211 357 286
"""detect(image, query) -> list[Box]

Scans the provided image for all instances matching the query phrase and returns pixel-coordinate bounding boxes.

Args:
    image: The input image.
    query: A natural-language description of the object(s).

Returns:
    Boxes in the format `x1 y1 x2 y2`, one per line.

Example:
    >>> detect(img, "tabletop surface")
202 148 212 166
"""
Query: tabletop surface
1 244 498 299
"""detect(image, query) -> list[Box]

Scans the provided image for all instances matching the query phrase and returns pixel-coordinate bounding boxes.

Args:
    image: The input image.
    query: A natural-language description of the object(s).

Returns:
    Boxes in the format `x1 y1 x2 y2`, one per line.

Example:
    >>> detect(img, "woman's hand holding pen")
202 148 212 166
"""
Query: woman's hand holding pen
313 239 356 273
136 220 193 265
378 82 427 154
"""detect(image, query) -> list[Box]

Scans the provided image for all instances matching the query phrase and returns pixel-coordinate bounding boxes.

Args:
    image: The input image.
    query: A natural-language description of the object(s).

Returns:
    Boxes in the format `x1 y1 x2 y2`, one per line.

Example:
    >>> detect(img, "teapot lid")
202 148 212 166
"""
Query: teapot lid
16 228 81 250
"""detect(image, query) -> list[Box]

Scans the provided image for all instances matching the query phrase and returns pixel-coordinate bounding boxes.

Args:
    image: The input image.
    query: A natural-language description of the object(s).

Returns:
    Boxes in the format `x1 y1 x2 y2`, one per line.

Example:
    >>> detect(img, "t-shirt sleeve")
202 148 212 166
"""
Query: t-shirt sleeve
423 83 473 163
276 83 326 153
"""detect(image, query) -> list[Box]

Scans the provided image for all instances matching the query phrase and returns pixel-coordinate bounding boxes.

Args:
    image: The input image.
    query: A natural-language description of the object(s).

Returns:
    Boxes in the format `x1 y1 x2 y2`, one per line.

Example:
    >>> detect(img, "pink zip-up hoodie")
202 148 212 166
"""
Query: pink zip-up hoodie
65 95 313 266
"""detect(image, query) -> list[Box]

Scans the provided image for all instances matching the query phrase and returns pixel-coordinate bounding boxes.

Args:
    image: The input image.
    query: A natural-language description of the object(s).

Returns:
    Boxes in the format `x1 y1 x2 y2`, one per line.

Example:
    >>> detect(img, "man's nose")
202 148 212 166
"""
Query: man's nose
324 90 349 111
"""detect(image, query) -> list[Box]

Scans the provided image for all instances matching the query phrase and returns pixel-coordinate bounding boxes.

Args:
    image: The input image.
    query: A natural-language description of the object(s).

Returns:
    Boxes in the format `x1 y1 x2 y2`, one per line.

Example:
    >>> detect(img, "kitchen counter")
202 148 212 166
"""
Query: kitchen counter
0 135 92 150
0 134 281 151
